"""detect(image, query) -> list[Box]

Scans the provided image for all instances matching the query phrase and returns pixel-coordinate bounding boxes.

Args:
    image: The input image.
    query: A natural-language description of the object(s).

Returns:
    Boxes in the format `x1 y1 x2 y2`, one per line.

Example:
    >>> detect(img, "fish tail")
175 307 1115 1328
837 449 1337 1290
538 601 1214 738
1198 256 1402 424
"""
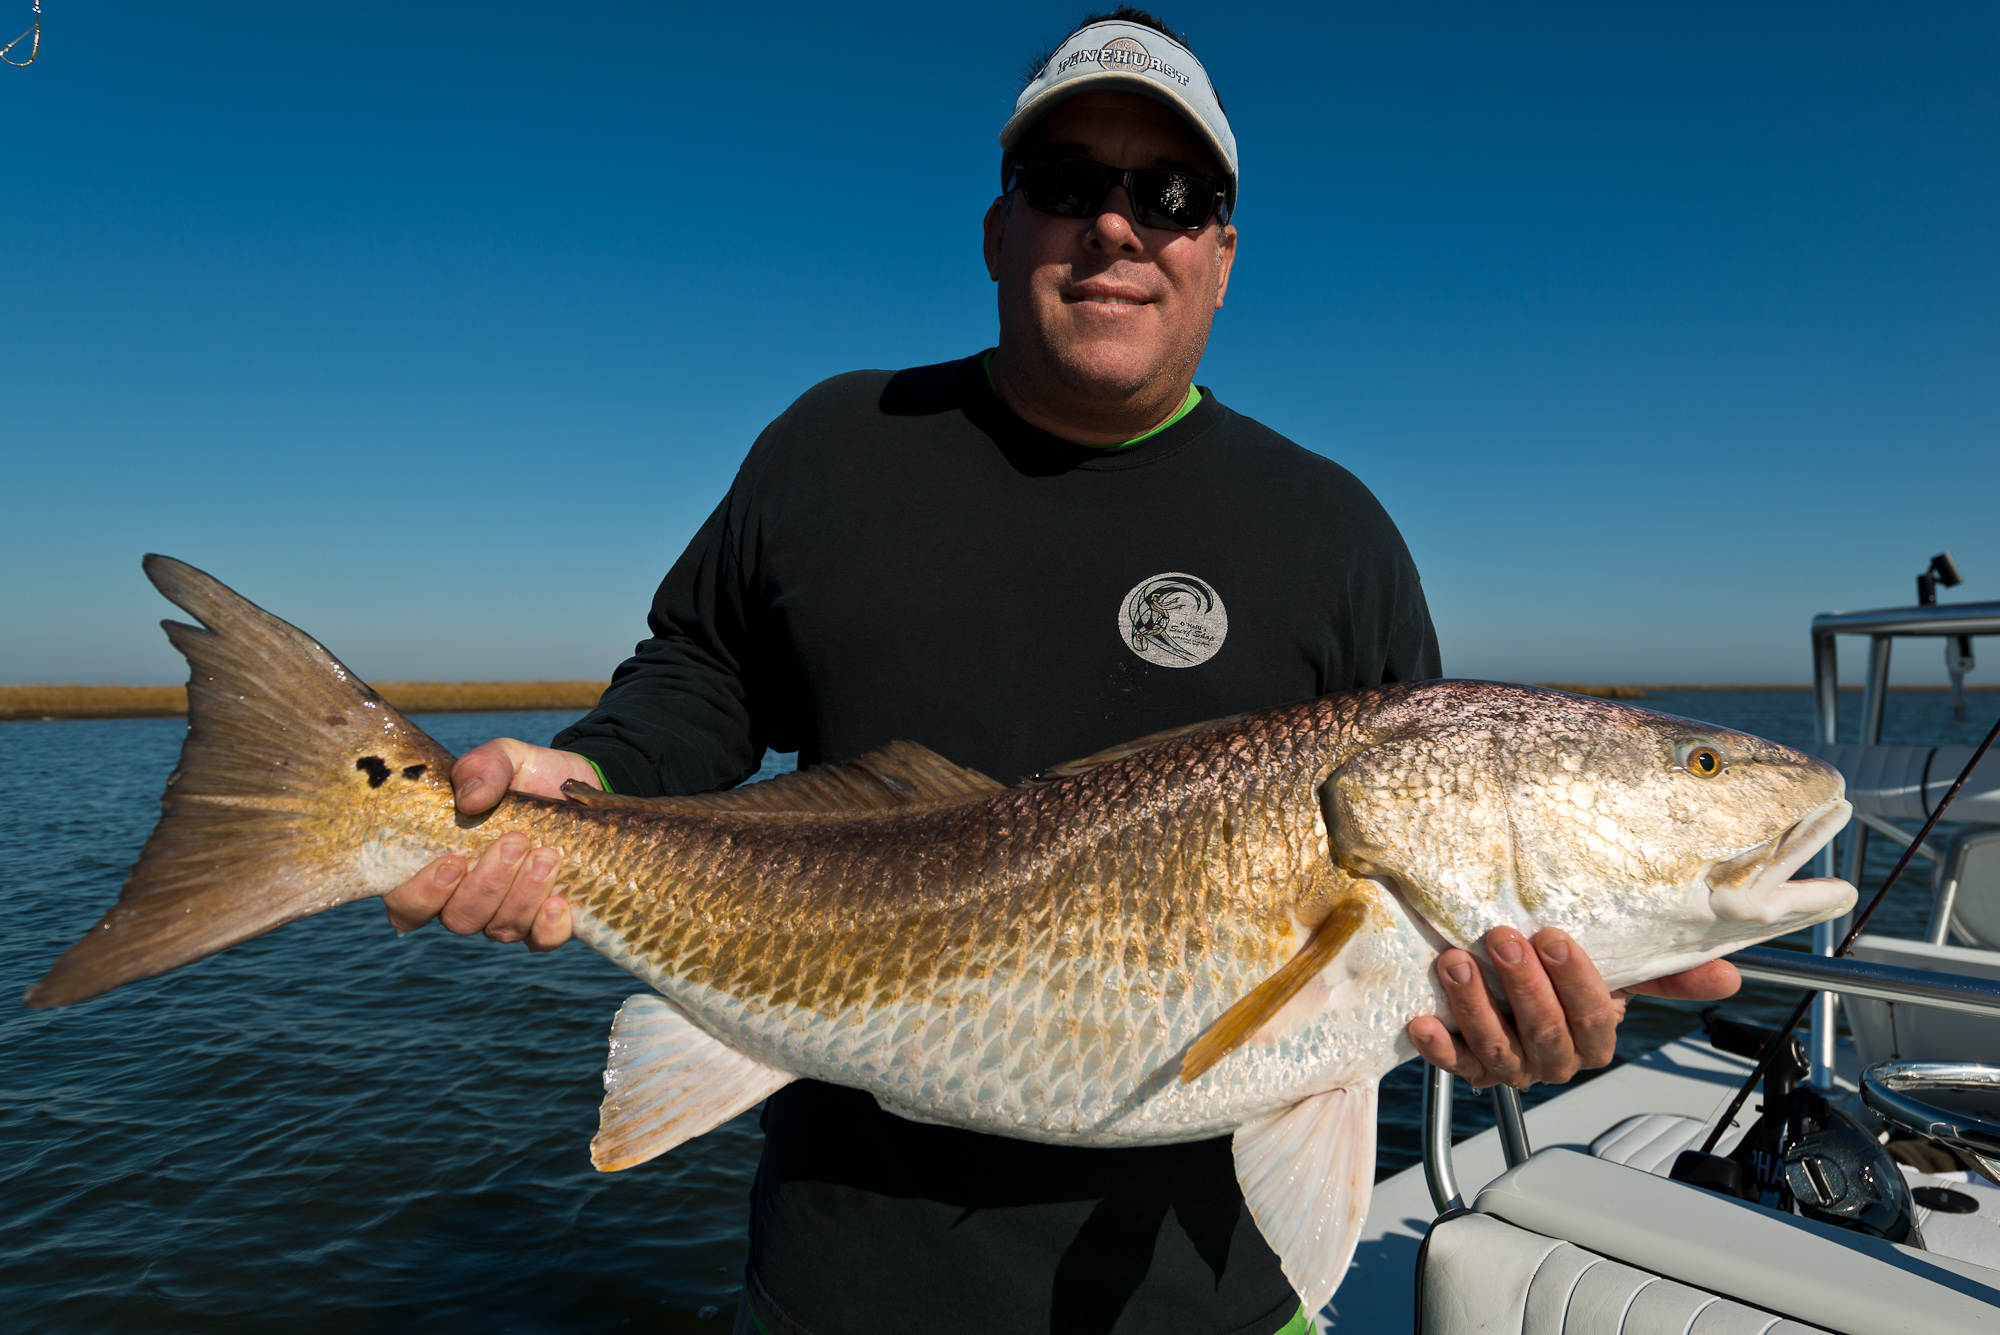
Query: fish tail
23 555 457 1009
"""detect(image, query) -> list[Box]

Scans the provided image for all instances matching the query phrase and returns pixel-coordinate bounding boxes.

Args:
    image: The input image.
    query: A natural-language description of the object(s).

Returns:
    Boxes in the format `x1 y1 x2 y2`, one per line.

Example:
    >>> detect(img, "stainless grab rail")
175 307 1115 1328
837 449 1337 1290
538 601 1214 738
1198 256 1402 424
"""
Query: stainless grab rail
1491 1085 1532 1169
1419 944 2000 1220
1731 945 2000 1019
1420 1071 1530 1217
1422 1065 1463 1214
1810 601 2000 641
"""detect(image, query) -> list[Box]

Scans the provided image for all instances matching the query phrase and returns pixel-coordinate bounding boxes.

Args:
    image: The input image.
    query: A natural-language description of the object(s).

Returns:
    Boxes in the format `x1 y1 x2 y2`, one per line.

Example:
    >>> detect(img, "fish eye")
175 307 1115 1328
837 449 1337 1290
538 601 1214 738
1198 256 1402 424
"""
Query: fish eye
1681 745 1726 778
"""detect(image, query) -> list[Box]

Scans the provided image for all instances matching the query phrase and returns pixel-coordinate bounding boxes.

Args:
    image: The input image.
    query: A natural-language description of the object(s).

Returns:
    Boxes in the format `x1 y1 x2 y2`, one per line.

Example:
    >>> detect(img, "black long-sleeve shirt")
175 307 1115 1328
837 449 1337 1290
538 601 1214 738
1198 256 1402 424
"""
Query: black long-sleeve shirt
554 353 1439 1335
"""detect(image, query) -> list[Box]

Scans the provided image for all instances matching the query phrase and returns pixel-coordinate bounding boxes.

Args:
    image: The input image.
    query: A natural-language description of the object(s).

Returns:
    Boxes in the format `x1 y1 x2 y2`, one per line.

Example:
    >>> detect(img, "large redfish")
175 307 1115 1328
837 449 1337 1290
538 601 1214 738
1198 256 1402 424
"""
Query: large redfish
25 557 1857 1310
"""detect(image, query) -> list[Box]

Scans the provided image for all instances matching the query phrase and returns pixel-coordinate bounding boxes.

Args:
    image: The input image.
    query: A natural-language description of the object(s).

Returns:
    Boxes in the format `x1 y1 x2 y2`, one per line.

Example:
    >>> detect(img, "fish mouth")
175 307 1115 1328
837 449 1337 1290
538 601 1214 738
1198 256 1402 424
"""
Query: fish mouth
1705 798 1857 925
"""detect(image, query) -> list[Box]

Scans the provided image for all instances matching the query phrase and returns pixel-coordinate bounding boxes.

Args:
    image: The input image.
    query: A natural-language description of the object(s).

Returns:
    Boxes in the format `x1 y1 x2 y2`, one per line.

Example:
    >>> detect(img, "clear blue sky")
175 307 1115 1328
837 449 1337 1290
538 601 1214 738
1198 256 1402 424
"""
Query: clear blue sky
3 2 1995 687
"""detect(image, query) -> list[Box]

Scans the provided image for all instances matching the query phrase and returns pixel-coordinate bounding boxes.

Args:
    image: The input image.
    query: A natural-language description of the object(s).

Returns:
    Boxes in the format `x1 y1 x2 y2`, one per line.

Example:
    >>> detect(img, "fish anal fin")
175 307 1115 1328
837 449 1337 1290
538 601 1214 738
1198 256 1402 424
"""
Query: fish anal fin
1181 898 1368 1084
591 994 792 1172
562 740 1004 819
1233 1082 1378 1313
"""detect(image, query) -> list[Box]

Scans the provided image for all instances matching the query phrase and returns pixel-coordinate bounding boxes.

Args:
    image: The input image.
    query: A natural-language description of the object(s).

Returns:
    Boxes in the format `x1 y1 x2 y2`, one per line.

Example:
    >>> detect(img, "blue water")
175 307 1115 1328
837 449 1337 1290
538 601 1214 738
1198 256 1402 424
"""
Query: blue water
2 691 1993 1329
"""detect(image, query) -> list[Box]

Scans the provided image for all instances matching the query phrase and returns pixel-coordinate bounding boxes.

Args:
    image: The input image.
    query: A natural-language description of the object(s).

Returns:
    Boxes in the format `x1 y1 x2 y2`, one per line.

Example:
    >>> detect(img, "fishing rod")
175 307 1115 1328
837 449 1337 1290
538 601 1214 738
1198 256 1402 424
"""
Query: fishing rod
1697 710 2000 1158
1 0 38 66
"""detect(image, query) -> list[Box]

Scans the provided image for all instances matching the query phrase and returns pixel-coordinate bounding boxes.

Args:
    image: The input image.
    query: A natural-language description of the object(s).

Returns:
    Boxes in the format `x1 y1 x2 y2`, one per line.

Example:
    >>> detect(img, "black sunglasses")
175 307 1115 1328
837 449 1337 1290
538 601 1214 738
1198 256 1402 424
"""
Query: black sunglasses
1006 155 1231 232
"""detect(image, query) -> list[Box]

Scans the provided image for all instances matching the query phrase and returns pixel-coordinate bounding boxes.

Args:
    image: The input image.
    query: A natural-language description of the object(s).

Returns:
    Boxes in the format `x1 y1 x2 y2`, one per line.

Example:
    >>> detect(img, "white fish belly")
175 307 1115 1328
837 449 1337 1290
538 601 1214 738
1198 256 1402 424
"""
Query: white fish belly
572 895 1446 1149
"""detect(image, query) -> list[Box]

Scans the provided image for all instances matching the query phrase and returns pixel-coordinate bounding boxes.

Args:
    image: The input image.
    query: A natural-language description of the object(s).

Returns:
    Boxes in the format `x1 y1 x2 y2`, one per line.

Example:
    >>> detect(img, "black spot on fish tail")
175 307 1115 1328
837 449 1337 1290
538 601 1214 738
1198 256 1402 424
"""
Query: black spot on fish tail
356 756 391 787
402 764 426 781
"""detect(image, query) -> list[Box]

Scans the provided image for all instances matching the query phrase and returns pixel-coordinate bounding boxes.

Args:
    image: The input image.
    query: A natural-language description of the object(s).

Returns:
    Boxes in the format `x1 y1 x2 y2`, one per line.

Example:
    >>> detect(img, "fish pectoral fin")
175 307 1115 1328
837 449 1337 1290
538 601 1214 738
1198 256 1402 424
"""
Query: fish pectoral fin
1232 1082 1378 1313
590 994 792 1173
1180 899 1368 1083
564 740 1003 818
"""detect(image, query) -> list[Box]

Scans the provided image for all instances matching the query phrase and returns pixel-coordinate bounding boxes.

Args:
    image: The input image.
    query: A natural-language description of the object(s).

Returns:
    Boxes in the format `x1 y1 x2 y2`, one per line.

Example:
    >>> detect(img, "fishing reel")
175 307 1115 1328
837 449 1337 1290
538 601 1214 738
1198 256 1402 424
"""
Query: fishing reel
1670 1012 1925 1246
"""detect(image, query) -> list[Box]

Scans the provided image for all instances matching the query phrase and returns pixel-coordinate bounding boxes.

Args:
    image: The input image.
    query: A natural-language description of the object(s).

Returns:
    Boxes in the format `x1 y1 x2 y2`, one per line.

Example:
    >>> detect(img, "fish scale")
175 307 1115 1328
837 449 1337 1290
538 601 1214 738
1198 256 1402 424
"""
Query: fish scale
491 703 1348 1144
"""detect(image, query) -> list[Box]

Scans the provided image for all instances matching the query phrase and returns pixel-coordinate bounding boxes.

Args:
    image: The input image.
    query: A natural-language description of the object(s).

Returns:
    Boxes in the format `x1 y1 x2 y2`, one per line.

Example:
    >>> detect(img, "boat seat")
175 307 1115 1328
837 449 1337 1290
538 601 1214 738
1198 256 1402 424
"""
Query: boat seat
1417 1149 2000 1334
1421 1213 1826 1334
1935 828 2000 951
1804 745 2000 824
1847 934 2000 1068
1591 1112 1723 1174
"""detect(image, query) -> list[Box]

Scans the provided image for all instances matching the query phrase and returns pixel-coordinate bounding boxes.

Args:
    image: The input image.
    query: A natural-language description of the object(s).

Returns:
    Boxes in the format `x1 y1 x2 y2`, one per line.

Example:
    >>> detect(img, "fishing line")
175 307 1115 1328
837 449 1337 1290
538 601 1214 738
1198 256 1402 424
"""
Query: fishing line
1699 709 2000 1156
1 0 38 66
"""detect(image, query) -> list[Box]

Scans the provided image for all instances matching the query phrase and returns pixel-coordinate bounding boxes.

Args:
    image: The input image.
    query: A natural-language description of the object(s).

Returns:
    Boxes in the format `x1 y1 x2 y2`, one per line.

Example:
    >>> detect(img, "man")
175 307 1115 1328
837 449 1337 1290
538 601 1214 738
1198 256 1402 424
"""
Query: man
385 10 1737 1332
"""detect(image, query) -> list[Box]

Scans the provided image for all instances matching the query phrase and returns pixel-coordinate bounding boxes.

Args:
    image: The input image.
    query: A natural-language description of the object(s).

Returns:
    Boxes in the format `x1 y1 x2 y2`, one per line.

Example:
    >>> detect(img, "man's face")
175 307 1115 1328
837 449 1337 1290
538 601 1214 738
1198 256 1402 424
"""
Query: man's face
984 92 1237 403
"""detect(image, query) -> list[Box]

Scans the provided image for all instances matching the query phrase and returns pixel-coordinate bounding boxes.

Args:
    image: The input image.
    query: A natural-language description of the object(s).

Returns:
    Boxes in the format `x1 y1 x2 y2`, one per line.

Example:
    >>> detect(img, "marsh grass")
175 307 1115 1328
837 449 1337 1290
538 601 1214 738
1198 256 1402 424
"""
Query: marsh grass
0 681 608 721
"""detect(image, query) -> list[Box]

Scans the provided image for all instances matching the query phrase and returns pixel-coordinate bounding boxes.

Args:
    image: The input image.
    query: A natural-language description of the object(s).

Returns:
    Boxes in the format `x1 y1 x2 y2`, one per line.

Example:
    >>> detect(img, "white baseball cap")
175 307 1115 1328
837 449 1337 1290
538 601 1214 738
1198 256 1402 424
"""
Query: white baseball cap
1000 19 1237 206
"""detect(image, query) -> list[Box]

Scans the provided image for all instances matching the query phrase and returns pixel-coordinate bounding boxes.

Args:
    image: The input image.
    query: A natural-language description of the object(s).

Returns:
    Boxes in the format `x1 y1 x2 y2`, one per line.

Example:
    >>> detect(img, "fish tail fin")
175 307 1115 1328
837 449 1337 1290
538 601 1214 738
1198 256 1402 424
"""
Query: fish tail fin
23 555 458 1009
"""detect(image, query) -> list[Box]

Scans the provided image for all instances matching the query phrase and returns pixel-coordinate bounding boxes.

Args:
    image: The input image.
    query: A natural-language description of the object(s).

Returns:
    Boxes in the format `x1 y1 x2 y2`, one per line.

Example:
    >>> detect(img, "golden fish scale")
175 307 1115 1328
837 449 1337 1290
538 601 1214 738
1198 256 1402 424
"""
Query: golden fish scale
433 700 1362 1031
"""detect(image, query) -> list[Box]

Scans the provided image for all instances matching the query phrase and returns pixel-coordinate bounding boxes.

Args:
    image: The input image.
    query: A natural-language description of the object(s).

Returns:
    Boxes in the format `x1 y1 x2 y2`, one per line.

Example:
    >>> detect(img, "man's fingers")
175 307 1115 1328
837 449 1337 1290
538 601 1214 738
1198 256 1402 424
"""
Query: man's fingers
527 895 573 952
376 737 592 950
1406 1015 1490 1087
450 741 524 815
1435 945 1529 1088
1625 958 1741 1002
384 855 465 931
450 738 601 812
1532 928 1622 1073
437 833 531 935
486 846 562 944
1484 927 1579 1086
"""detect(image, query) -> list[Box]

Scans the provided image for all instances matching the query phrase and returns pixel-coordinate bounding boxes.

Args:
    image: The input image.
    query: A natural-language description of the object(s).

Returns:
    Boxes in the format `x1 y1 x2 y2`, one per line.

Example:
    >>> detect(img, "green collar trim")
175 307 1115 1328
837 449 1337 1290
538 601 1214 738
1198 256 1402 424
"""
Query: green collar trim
574 754 613 795
981 350 1201 449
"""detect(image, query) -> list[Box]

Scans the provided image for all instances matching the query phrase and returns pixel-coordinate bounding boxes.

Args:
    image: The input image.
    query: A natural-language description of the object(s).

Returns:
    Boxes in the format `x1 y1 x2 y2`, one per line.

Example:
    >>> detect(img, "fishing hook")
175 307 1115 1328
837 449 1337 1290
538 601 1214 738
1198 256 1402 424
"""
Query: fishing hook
1 0 39 66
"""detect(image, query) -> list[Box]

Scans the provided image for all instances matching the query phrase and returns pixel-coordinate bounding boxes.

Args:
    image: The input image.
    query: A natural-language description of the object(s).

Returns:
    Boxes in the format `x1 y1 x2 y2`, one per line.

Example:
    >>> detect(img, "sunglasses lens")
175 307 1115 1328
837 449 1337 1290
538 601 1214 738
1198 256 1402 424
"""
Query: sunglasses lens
1018 159 1111 218
1131 170 1215 230
1015 159 1222 230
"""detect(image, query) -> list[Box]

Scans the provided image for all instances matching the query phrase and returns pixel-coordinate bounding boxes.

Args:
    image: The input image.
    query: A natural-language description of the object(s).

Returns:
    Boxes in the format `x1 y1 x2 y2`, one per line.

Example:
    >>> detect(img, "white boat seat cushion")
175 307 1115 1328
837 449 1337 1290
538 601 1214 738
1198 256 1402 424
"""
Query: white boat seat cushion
1421 1212 1826 1334
1591 1113 1713 1174
1803 744 2000 824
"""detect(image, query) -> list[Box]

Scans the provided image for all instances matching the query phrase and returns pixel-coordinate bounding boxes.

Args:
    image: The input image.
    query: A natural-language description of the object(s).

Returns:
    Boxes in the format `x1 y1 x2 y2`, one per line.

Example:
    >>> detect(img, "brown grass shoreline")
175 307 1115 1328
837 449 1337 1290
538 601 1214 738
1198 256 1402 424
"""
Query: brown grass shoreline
0 682 609 721
4 679 1993 721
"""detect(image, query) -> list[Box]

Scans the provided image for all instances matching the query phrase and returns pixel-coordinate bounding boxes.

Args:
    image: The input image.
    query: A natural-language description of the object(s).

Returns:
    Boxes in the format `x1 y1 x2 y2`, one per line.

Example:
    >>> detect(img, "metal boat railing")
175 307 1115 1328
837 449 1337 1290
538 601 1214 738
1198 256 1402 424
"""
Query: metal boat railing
1423 1076 1532 1214
1808 599 2000 1086
1420 950 2000 1216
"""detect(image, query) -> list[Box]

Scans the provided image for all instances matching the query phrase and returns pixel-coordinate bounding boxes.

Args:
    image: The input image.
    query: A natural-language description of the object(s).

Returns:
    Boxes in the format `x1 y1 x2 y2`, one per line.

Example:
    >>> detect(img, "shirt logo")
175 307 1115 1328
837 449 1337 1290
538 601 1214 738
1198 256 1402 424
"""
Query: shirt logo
1119 573 1228 667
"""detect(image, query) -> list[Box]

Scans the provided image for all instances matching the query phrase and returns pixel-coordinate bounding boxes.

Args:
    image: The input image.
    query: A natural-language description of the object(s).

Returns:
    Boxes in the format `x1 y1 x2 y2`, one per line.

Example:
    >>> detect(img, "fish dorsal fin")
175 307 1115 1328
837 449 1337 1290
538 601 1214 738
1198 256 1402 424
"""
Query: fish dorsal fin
591 993 792 1172
1233 1082 1378 1311
556 785 686 811
1181 899 1369 1083
1025 713 1246 783
561 740 1004 817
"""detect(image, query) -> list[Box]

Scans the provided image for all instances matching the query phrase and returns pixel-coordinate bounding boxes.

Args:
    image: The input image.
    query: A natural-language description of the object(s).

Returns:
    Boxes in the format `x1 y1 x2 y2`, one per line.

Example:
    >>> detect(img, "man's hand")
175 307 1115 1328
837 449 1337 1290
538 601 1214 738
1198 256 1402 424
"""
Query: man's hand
1405 926 1741 1089
381 738 599 952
